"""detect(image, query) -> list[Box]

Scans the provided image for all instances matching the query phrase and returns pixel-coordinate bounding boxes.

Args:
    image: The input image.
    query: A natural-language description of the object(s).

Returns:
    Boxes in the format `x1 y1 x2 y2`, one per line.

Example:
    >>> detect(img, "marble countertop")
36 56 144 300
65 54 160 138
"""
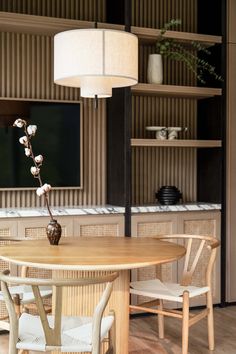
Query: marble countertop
0 203 221 218
131 203 221 213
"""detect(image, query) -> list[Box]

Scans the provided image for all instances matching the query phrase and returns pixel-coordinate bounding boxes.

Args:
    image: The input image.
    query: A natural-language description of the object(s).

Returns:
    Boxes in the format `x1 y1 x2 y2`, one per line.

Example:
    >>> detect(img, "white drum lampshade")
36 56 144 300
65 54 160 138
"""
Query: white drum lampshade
54 29 138 98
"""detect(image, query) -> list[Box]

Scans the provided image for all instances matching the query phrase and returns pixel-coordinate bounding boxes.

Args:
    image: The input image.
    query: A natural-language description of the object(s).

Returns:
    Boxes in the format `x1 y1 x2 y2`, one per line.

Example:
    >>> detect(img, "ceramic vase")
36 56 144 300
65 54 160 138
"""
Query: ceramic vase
147 54 163 84
46 219 62 245
155 186 182 205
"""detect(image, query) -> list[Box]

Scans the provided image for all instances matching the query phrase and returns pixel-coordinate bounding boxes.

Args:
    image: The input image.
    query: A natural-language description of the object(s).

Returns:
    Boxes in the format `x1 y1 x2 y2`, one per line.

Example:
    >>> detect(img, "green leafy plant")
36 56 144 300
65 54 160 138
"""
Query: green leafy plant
155 19 223 84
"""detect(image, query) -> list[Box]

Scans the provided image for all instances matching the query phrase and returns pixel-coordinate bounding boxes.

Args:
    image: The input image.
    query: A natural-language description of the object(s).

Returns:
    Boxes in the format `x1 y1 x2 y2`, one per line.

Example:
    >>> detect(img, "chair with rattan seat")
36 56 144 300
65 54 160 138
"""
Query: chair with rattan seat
0 269 118 354
130 234 220 354
0 265 52 328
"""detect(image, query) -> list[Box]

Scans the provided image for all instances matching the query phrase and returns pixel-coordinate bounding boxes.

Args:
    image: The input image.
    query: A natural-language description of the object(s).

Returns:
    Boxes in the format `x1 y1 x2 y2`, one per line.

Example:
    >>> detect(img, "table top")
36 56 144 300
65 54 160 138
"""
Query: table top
0 237 186 271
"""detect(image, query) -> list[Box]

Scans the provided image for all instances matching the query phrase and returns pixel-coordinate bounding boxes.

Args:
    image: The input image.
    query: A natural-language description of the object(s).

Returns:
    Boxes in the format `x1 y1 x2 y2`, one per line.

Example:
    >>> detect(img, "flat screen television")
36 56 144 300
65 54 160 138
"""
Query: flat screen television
0 100 82 189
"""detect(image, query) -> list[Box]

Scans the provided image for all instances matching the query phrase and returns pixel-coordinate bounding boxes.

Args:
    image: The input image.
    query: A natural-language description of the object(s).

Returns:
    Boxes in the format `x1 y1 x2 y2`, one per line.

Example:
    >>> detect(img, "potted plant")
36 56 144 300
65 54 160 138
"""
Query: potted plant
147 19 223 85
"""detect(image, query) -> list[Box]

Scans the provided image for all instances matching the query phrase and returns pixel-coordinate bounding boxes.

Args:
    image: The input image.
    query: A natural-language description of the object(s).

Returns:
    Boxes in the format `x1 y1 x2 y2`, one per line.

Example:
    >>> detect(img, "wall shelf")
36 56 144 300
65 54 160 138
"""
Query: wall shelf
0 11 222 49
131 83 222 99
131 139 222 148
0 11 124 36
131 26 222 46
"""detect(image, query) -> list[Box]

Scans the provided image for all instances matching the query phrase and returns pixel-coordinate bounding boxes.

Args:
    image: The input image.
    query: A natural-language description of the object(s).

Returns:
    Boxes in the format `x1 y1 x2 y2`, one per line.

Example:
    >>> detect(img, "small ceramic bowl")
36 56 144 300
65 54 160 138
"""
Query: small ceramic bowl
146 126 167 140
167 127 188 140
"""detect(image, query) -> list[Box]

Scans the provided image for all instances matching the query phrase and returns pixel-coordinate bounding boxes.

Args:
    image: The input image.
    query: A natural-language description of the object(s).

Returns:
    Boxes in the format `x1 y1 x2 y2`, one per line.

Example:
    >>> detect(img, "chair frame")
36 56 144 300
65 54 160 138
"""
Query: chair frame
130 234 220 354
0 237 53 332
0 265 31 331
1 270 118 354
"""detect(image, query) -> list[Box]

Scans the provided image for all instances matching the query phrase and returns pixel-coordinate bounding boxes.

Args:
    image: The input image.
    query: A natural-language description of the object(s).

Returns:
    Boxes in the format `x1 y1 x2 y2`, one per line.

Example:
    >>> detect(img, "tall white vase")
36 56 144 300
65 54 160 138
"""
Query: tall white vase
147 54 163 84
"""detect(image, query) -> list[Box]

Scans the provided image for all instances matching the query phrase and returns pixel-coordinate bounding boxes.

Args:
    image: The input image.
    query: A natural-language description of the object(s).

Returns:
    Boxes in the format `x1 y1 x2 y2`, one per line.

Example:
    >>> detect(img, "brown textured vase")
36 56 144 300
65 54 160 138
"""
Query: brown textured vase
46 219 62 245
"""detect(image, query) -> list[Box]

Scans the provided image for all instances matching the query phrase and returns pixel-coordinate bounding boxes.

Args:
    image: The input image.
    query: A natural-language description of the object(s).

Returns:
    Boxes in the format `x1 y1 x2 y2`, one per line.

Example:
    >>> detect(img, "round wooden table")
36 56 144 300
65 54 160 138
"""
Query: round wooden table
0 236 186 354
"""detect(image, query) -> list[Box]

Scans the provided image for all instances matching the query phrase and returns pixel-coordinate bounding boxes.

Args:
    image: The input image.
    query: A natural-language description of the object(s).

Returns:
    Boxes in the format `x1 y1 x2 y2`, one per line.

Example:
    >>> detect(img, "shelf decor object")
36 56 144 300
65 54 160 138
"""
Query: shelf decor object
146 126 167 139
147 54 163 84
152 19 223 85
54 29 138 98
167 126 188 140
156 185 182 205
12 118 62 246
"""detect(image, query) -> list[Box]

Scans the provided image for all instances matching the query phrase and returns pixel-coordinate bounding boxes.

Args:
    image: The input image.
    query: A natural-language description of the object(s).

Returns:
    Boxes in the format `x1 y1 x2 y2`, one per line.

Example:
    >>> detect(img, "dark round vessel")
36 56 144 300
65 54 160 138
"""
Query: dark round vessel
46 219 62 245
155 186 182 205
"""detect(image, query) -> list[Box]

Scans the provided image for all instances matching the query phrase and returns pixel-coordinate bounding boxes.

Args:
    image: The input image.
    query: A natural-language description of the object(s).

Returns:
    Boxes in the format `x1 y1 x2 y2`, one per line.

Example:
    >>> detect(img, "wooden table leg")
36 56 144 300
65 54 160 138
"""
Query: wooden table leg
110 269 130 354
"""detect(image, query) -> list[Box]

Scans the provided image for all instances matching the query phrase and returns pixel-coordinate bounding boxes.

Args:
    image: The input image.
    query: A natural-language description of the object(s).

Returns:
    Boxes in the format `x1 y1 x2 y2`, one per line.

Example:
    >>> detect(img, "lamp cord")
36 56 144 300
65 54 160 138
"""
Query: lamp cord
94 95 98 109
95 0 98 28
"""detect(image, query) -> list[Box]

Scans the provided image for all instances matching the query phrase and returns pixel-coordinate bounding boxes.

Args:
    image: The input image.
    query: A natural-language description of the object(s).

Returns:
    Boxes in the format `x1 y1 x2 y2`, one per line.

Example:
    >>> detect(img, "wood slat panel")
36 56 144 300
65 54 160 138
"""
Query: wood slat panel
132 0 197 31
0 0 106 22
132 96 197 205
0 31 106 208
131 0 198 206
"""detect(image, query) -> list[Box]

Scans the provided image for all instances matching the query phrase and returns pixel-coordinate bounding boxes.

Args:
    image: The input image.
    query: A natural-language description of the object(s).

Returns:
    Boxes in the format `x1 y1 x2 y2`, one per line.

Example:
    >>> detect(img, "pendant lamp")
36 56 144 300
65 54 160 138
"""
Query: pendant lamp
54 29 138 98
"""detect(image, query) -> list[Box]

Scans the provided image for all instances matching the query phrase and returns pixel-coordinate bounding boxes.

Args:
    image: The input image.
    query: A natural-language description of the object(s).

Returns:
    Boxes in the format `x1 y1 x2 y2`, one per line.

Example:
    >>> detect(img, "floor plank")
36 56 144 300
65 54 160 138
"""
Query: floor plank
129 306 236 354
0 306 236 353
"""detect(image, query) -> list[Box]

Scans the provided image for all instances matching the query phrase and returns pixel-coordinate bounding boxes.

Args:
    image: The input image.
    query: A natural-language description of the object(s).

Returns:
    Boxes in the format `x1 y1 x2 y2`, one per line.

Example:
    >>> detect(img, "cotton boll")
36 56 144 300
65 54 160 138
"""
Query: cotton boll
30 166 40 176
42 183 51 192
35 155 43 163
13 118 26 128
36 187 45 196
25 148 31 157
27 125 37 136
19 136 28 145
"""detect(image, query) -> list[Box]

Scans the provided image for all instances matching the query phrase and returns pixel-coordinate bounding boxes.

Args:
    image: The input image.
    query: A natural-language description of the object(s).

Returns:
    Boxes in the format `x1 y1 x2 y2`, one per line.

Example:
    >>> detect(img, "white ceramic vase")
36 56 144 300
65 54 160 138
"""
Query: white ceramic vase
147 54 163 84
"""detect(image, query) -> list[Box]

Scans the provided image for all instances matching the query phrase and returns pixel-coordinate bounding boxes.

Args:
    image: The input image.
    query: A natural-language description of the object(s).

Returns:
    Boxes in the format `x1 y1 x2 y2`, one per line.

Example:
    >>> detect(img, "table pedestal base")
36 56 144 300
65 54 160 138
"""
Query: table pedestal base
52 269 130 354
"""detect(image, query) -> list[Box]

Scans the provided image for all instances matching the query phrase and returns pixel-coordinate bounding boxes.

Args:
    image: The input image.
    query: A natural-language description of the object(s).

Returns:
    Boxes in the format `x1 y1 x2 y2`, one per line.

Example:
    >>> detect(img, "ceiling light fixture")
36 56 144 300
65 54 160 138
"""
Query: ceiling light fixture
54 28 138 99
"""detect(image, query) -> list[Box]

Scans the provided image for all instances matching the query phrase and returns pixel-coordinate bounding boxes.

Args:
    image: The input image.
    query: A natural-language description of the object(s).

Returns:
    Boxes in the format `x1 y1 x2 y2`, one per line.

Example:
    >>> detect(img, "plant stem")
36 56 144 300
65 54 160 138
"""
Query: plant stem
23 123 54 221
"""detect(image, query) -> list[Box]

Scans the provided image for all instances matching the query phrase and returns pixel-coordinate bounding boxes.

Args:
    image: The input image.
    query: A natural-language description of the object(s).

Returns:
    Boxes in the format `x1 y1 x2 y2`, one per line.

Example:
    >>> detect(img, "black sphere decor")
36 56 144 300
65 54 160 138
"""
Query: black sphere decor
156 186 182 205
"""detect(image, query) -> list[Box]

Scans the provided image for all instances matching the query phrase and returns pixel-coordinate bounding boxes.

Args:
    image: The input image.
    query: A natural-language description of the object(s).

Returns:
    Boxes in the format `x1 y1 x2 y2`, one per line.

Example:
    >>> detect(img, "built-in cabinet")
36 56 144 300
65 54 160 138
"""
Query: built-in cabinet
0 214 124 239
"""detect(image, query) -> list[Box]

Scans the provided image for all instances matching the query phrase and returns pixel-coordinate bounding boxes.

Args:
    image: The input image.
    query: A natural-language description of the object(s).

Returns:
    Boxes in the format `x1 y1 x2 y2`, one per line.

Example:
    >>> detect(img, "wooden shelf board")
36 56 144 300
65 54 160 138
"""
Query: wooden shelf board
0 12 221 47
131 139 222 148
131 26 222 46
0 12 124 36
131 84 222 99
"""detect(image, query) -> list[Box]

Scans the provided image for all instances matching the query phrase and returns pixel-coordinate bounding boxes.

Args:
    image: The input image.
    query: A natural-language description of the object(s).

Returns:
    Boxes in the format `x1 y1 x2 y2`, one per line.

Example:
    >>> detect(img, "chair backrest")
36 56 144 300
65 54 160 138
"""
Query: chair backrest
154 234 220 287
0 269 118 350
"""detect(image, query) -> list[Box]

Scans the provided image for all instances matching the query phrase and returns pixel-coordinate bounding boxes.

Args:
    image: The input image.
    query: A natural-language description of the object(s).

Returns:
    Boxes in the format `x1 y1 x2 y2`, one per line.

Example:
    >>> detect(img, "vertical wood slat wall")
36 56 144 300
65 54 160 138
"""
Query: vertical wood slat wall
0 2 106 208
0 0 106 22
0 0 199 207
131 0 198 205
132 0 197 31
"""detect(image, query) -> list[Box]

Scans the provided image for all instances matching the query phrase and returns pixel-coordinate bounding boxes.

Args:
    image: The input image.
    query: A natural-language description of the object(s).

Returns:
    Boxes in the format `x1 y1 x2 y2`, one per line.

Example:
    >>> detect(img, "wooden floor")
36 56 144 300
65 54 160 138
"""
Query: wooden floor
0 306 236 353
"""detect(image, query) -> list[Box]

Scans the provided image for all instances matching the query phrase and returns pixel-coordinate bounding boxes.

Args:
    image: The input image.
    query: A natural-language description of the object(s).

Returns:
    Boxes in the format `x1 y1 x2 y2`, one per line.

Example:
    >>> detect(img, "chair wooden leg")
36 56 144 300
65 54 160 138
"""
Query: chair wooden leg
13 295 21 318
107 311 116 354
206 291 214 350
182 291 190 354
8 334 18 354
158 299 164 339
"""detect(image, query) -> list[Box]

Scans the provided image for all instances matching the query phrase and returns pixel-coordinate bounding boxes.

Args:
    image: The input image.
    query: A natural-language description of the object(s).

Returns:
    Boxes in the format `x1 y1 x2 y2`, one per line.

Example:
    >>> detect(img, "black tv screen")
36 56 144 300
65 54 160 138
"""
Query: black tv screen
0 100 82 189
